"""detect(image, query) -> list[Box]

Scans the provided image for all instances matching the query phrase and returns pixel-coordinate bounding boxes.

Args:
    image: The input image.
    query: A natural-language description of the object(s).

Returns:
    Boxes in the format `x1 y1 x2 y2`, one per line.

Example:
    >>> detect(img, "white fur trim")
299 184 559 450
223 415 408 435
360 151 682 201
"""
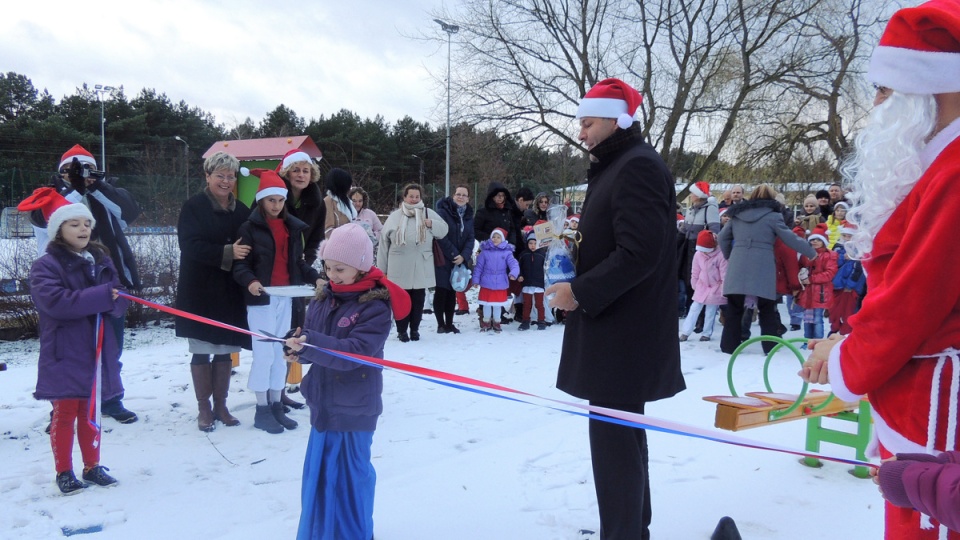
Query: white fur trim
808 233 829 246
617 113 634 129
576 97 628 120
689 185 707 199
255 187 288 202
827 341 863 403
47 203 95 236
281 151 312 170
695 245 715 253
58 154 97 171
868 45 960 94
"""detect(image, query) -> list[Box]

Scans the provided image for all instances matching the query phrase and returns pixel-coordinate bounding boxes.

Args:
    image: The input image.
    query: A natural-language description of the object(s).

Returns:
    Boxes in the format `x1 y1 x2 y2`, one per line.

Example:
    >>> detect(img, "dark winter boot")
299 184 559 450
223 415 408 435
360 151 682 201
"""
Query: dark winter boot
711 516 742 540
254 405 284 434
56 471 87 495
101 396 138 424
281 389 304 410
270 402 298 430
82 465 118 487
536 321 547 330
518 320 531 331
190 363 215 432
211 361 240 427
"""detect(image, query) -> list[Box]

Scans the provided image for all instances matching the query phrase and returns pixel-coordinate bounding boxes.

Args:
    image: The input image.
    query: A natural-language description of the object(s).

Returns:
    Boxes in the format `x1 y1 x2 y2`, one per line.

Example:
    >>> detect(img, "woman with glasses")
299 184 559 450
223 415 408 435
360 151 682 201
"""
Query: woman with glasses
175 152 251 432
433 185 475 333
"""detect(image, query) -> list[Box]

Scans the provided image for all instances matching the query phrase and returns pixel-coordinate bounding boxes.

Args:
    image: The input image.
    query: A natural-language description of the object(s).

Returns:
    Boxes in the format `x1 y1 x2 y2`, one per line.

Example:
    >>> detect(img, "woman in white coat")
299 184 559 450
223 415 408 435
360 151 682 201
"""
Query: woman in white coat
377 183 448 342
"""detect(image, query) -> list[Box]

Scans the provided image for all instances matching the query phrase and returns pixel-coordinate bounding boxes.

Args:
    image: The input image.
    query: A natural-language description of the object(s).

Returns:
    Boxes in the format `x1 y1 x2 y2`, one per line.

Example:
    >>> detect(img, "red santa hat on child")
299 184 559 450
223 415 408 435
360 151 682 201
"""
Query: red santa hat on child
695 230 717 252
59 144 97 171
490 228 508 241
19 187 95 234
275 148 315 173
867 0 960 95
568 214 580 223
839 221 858 235
808 223 830 246
689 181 710 199
247 168 288 202
575 78 643 129
17 187 71 223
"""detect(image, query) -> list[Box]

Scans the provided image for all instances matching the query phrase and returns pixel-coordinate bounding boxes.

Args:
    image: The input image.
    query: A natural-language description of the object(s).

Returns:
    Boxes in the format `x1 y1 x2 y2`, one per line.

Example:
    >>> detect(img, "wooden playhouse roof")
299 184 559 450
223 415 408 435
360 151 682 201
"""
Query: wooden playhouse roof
201 135 323 161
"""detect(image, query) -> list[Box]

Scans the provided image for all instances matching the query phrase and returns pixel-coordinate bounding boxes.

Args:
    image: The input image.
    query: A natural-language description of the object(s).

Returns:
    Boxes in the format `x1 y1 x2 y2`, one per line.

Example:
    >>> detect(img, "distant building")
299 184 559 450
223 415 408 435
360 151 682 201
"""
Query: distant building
202 136 323 207
0 207 33 239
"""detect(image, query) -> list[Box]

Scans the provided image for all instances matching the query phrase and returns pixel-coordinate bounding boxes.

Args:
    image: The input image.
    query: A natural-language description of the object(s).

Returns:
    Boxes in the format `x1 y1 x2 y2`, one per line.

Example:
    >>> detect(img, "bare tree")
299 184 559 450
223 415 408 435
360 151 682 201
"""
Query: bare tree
432 0 891 193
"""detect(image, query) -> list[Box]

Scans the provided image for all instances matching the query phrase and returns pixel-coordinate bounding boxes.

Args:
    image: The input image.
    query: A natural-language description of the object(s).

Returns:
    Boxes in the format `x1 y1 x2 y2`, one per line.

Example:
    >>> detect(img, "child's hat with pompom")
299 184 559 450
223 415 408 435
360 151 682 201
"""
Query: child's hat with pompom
808 223 830 246
695 230 717 252
318 223 373 272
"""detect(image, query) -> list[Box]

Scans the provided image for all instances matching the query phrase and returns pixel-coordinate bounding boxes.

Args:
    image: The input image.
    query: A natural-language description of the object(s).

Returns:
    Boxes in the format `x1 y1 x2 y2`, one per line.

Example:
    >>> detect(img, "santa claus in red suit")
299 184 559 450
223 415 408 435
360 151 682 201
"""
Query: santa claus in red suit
800 0 960 538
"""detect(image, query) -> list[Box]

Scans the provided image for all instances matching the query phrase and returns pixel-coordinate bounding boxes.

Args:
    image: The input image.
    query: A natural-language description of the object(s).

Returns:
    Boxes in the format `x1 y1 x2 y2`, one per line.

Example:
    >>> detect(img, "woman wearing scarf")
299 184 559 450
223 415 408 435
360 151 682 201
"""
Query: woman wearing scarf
377 183 449 342
322 168 357 239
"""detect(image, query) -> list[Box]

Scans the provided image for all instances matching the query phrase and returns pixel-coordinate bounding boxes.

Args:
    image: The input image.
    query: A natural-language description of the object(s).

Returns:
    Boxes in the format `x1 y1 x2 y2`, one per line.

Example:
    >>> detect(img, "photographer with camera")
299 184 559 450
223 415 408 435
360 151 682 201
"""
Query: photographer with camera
41 144 142 424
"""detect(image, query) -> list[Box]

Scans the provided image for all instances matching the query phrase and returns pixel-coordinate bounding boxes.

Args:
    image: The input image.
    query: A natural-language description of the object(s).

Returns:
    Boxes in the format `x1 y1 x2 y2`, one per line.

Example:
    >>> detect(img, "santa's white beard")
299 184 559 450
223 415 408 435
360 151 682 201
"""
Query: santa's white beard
841 93 937 259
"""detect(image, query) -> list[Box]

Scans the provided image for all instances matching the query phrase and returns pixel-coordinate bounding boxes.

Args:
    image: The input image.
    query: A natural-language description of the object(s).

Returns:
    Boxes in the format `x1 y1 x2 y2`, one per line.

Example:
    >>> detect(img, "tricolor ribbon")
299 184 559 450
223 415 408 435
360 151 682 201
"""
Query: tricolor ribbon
119 292 876 469
88 314 104 449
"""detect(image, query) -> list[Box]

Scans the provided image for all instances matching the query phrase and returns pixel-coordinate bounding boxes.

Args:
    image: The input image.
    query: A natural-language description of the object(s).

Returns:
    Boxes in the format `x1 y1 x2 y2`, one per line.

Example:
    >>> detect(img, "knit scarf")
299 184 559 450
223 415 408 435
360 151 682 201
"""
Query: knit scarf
329 267 412 320
328 191 358 221
396 201 426 246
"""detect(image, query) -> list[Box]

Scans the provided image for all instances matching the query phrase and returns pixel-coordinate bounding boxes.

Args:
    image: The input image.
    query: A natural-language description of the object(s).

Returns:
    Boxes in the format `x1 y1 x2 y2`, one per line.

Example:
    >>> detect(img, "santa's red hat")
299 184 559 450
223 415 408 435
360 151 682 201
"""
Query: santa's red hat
695 230 717 252
17 187 71 222
490 228 508 241
576 78 643 129
689 181 710 199
868 0 960 94
248 168 288 202
59 144 97 171
275 148 314 173
808 223 830 246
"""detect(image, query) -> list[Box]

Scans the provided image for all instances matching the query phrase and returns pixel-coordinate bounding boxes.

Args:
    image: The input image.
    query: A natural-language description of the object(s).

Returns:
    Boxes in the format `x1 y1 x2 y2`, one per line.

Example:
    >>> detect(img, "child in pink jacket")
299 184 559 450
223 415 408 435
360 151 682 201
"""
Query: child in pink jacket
680 231 727 342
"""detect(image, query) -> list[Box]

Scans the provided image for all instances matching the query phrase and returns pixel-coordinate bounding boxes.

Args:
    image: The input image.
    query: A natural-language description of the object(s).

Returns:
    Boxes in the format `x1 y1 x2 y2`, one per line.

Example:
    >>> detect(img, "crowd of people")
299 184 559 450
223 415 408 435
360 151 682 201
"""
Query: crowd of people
19 0 960 534
676 180 867 353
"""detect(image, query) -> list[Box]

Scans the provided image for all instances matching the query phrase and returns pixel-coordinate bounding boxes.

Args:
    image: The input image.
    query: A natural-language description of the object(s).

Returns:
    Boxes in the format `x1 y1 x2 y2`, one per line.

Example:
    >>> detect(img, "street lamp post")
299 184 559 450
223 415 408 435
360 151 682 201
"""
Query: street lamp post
93 84 115 170
174 136 190 198
411 154 425 185
434 19 459 198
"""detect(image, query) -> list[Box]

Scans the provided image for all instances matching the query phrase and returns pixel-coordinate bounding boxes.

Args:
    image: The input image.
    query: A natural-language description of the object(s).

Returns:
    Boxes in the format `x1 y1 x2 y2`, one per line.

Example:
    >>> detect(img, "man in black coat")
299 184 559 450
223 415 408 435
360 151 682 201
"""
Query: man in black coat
547 78 686 540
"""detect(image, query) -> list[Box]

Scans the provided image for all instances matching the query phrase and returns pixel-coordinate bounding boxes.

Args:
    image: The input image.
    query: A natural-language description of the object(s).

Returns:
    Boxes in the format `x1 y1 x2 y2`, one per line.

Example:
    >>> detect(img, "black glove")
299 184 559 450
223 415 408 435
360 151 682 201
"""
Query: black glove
65 158 87 195
282 327 302 357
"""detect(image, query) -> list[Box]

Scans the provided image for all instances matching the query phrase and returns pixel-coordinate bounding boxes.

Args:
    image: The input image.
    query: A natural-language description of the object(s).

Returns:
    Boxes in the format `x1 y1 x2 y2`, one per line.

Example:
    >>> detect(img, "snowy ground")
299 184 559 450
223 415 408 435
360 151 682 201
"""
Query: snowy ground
0 304 883 539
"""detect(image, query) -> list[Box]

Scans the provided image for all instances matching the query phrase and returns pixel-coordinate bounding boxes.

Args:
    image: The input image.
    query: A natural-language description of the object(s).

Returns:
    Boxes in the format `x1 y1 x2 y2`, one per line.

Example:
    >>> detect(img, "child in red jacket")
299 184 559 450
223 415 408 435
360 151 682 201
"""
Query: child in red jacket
797 224 837 339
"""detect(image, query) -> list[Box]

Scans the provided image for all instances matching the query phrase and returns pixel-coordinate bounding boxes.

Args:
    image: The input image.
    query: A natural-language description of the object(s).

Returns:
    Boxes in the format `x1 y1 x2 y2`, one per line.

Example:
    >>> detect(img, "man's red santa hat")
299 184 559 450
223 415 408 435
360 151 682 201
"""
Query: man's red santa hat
58 144 97 171
868 0 960 94
575 78 643 129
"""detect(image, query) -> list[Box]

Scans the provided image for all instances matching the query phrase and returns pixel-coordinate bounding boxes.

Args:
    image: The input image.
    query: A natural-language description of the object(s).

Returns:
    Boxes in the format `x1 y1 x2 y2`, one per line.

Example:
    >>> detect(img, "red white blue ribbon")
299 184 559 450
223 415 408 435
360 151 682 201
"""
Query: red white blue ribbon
118 292 875 469
87 314 104 449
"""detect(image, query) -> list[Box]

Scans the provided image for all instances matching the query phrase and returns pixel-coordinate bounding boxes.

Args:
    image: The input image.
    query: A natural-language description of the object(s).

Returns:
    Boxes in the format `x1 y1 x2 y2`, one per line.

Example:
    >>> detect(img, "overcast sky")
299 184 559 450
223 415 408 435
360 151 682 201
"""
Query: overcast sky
3 0 455 129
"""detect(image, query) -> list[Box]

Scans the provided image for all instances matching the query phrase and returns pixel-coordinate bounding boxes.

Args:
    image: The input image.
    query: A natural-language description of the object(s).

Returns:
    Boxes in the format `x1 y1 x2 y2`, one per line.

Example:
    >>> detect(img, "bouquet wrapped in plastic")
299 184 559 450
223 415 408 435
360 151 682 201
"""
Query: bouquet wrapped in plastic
539 204 578 287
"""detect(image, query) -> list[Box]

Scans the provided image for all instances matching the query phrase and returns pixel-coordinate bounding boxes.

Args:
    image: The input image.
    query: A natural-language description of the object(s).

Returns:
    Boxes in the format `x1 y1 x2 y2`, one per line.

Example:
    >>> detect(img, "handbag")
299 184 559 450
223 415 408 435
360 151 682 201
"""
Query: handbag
432 239 446 267
450 264 472 292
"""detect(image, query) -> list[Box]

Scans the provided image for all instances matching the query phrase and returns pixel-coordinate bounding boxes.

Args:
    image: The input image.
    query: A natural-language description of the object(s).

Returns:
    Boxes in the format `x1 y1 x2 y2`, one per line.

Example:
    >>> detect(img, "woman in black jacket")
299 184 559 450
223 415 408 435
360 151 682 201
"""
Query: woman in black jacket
473 182 519 247
433 185 475 333
176 152 251 432
276 149 325 266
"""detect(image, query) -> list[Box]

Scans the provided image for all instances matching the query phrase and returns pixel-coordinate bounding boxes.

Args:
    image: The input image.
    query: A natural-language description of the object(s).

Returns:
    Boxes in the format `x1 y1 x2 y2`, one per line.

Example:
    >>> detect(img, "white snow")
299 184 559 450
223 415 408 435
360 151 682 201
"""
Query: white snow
0 306 884 539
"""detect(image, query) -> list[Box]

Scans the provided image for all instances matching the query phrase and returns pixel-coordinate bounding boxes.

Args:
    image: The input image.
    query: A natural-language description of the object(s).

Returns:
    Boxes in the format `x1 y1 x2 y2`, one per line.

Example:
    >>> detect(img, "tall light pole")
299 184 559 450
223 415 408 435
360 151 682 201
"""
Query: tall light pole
411 154 425 185
434 19 459 198
93 84 115 170
174 136 190 198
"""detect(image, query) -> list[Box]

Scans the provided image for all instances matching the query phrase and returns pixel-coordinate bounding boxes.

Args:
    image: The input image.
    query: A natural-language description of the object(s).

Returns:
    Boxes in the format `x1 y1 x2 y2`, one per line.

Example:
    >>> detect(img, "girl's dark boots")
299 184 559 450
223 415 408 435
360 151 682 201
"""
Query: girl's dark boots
190 364 215 432
270 402 298 430
254 405 284 434
211 361 240 426
56 470 87 495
